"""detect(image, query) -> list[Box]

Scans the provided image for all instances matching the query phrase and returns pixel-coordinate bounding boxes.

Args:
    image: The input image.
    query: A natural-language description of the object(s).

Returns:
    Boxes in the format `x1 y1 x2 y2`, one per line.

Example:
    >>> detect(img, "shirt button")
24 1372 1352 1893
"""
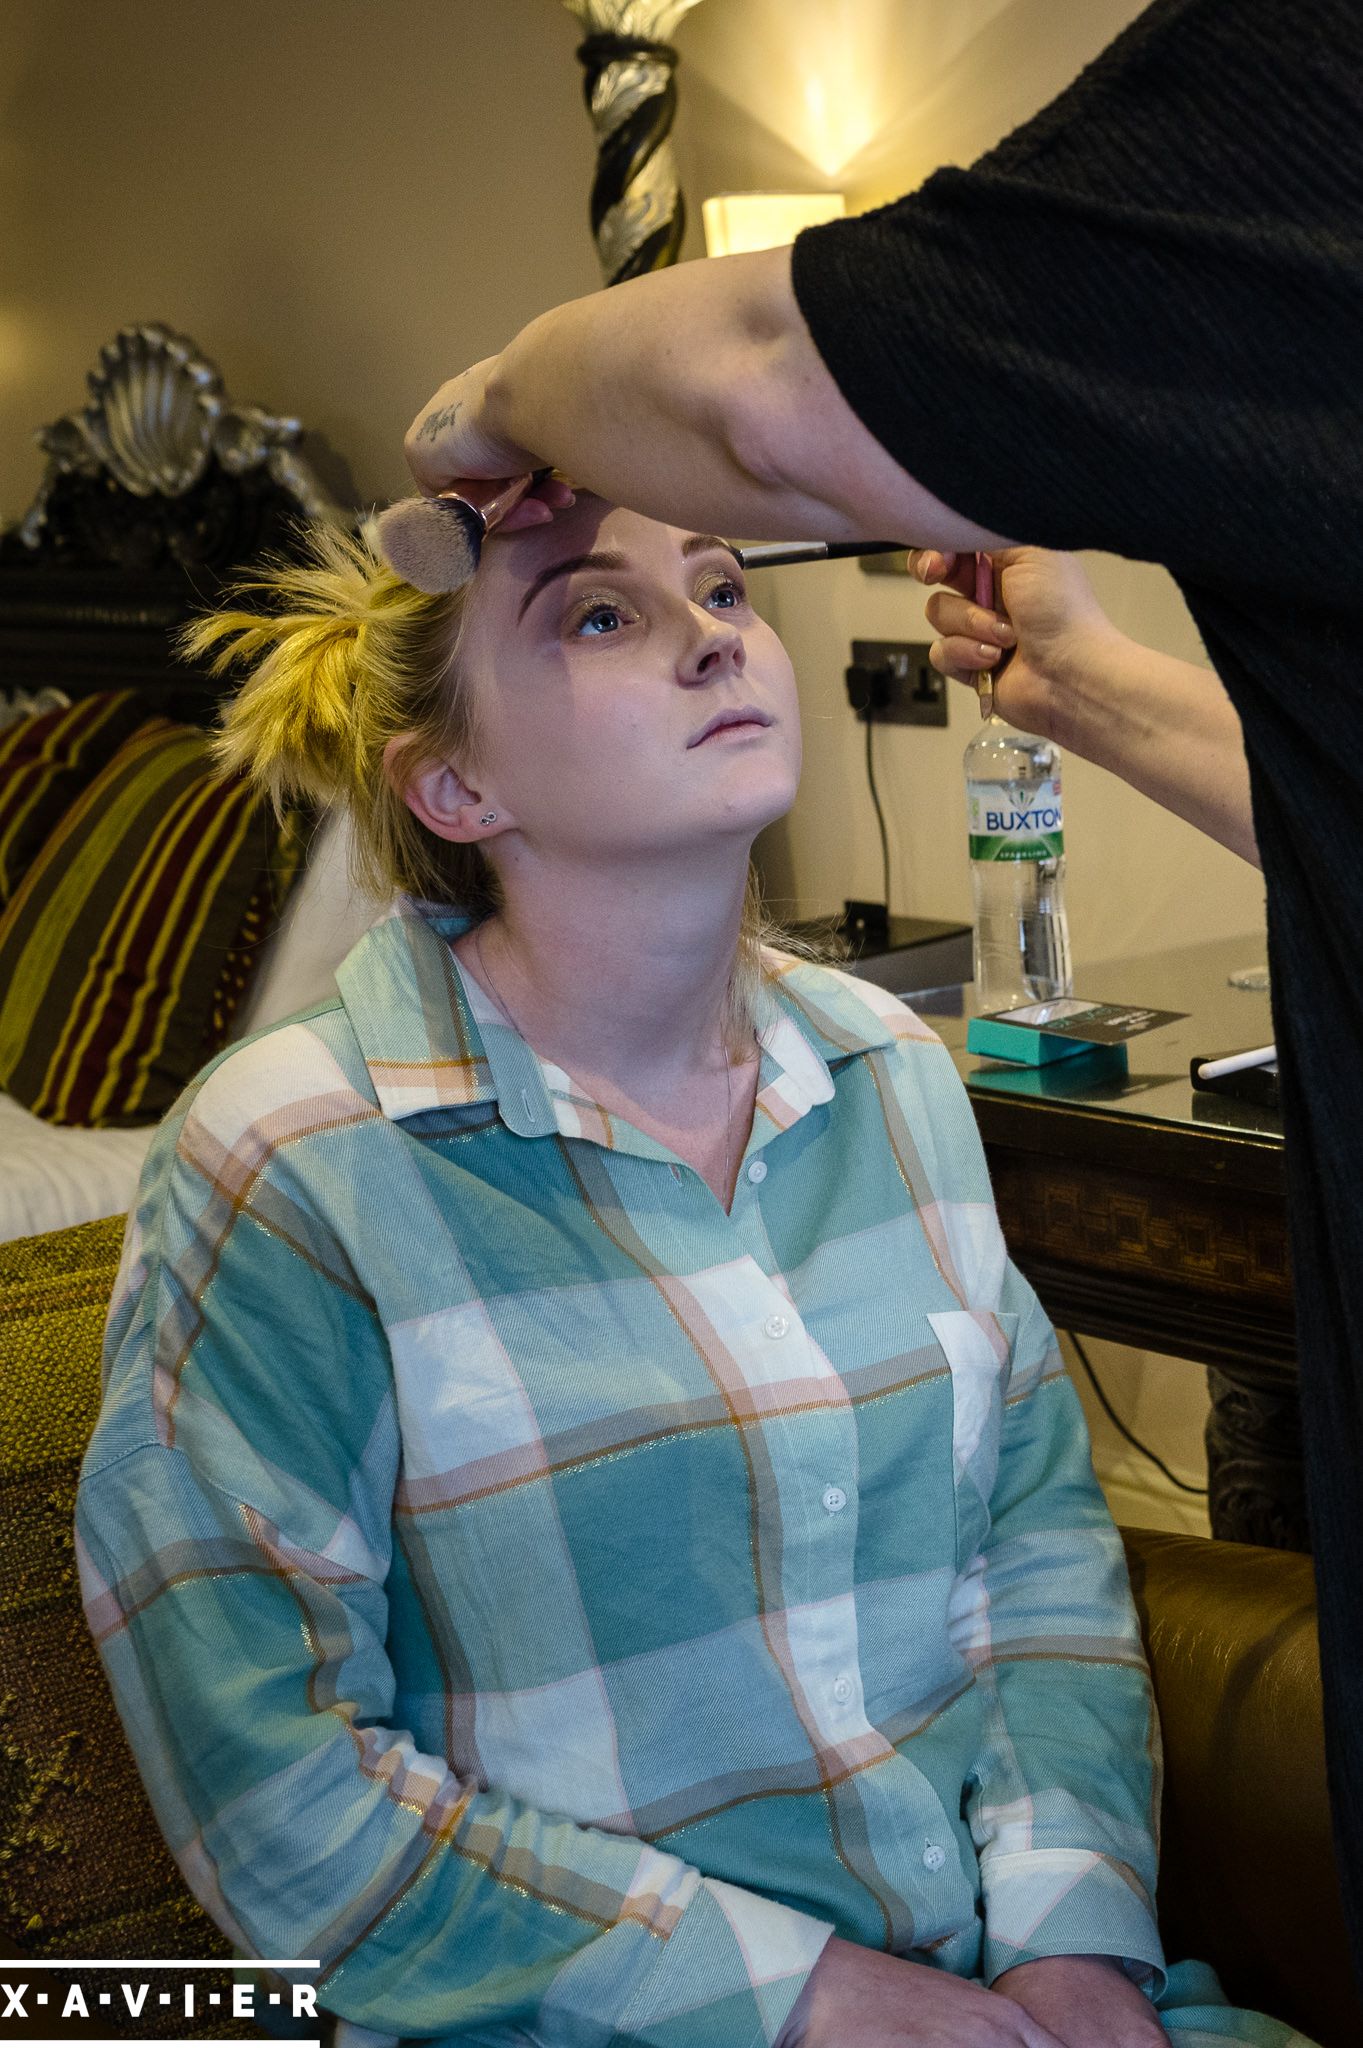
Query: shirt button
922 1844 948 1873
747 1160 768 1184
763 1312 790 1340
832 1675 853 1704
821 1485 848 1515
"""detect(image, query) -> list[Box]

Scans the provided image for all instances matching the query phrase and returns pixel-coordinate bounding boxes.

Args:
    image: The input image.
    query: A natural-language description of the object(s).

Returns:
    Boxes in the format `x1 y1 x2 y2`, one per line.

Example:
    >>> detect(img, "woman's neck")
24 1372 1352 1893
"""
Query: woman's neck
457 849 755 1094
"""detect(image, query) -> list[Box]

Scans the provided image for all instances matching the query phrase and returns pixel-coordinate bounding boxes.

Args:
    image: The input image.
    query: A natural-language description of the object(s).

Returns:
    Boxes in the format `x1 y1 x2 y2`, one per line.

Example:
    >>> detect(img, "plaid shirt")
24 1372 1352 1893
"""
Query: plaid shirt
77 896 1164 2048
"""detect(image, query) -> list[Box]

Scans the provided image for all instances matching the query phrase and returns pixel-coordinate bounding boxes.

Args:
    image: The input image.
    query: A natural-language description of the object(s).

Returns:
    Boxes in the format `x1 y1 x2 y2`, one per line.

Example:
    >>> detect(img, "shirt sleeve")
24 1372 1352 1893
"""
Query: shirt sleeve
873 1022 1166 1993
75 1117 832 2048
789 0 1358 592
960 1264 1167 1994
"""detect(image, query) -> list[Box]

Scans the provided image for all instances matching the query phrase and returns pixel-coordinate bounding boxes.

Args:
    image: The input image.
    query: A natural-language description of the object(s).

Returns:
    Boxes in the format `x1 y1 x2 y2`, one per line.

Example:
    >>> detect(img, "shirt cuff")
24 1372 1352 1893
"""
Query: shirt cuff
980 1847 1167 2002
614 1875 835 2047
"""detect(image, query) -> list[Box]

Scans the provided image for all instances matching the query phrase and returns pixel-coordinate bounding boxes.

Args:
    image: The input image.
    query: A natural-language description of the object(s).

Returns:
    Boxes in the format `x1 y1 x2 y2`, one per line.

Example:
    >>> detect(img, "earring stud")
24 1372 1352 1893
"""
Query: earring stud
479 811 497 826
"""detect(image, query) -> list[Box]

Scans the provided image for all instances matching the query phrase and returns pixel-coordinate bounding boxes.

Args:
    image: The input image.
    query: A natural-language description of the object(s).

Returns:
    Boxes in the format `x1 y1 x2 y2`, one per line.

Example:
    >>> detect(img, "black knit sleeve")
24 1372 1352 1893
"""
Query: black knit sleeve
790 0 1363 596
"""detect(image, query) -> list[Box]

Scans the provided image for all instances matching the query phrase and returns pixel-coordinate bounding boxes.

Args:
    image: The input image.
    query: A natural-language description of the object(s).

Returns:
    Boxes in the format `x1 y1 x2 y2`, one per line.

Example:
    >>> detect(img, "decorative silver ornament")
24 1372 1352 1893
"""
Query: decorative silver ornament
81 322 223 500
18 321 342 549
562 0 706 287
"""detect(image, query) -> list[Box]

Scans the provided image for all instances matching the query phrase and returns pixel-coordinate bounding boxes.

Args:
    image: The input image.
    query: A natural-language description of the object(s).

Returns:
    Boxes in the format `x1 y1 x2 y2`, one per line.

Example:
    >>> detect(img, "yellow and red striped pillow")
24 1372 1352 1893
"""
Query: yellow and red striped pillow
0 690 154 906
0 717 306 1127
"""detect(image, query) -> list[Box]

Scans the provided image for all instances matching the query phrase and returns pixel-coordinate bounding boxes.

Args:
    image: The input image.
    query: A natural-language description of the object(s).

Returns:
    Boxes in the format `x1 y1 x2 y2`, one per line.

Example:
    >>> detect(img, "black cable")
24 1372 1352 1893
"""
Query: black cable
865 707 892 913
1064 1330 1209 1497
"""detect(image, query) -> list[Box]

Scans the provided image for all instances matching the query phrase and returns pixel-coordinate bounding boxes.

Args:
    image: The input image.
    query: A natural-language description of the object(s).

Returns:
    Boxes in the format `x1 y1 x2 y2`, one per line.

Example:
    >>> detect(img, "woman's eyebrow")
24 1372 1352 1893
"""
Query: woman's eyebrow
517 550 627 622
516 535 742 624
680 533 742 564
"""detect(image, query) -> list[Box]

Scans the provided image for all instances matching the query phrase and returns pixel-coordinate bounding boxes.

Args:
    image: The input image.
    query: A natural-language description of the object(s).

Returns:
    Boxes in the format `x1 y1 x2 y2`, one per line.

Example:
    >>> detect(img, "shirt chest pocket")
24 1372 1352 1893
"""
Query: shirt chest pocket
926 1308 1020 1564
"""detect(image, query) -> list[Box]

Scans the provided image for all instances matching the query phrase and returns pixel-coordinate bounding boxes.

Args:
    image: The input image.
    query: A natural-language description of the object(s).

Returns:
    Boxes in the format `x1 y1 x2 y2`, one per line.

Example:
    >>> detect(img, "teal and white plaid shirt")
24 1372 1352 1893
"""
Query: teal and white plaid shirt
77 896 1164 2048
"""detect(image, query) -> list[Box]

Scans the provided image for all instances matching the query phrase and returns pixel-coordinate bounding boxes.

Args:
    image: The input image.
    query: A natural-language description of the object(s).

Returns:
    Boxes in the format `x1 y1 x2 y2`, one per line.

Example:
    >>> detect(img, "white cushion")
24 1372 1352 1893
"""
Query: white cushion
0 1090 155 1241
228 806 394 1040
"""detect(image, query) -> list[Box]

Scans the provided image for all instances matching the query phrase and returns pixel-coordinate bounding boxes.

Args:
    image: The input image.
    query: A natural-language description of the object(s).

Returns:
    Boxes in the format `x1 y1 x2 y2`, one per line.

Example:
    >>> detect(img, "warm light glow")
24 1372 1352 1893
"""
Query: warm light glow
680 1 1018 184
702 191 846 258
798 69 880 181
0 306 44 394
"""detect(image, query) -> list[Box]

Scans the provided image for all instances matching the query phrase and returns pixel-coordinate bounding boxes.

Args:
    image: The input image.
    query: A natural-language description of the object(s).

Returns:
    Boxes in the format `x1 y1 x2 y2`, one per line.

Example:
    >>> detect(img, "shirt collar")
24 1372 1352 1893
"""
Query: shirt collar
334 894 899 1139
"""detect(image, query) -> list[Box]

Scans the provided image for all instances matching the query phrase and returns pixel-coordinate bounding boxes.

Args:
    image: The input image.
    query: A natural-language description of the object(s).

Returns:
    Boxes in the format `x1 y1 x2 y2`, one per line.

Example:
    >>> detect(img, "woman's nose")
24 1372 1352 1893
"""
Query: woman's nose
679 608 746 685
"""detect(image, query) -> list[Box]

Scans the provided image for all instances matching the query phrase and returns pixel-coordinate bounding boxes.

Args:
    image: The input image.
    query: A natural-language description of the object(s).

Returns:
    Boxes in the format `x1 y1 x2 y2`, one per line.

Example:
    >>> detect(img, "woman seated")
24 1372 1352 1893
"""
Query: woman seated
75 496 1312 2048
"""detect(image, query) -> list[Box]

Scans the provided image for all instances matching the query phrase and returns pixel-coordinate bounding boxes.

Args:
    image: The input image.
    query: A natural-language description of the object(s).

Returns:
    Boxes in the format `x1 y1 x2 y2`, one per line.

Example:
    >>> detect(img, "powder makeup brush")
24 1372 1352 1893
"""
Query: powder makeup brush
376 470 553 595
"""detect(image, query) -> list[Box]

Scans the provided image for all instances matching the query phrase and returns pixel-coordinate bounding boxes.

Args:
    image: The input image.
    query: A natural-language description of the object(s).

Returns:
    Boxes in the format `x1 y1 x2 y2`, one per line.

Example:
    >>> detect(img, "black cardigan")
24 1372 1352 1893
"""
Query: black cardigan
793 0 1363 1984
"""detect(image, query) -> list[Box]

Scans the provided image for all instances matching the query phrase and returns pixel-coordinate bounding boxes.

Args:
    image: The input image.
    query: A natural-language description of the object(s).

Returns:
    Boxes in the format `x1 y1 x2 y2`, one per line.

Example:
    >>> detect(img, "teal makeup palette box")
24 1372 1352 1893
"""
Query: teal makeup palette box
966 998 1186 1068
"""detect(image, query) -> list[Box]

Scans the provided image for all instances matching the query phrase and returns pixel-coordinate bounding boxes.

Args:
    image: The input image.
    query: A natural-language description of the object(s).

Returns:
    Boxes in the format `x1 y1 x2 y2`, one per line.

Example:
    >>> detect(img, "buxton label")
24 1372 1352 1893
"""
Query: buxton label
967 776 1064 861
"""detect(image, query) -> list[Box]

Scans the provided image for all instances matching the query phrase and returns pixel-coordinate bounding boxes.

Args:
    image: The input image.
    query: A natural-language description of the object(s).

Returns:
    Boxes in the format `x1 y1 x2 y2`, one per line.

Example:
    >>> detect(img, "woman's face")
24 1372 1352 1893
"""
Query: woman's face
456 497 802 864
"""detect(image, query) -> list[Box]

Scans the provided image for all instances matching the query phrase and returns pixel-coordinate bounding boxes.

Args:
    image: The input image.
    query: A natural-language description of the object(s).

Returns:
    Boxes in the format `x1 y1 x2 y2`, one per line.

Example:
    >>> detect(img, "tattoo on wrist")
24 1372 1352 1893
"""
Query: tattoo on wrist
417 401 463 444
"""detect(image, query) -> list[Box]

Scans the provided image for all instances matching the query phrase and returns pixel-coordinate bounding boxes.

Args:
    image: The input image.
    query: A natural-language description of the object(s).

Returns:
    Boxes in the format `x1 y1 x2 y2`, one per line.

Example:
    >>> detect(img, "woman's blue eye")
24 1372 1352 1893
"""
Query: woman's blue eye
571 578 743 636
577 604 623 635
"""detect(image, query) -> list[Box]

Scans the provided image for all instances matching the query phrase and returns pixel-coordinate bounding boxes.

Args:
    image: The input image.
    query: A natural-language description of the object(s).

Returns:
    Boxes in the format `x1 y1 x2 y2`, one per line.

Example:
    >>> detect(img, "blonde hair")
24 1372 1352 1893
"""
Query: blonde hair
181 518 836 1055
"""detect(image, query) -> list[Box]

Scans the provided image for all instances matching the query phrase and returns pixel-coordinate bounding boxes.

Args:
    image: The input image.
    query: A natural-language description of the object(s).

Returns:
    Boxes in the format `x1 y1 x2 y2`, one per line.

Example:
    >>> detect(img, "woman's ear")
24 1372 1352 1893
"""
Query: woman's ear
382 733 511 844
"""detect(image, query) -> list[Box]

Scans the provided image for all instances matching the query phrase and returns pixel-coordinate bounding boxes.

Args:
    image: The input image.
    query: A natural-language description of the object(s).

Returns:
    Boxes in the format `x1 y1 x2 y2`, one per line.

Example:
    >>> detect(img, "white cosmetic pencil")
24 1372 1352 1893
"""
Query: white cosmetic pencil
1196 1043 1277 1081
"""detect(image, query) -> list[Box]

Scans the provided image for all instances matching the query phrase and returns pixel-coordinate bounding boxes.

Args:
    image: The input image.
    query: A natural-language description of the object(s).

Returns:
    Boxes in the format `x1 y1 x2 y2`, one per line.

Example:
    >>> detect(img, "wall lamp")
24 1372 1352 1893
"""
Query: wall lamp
701 191 845 258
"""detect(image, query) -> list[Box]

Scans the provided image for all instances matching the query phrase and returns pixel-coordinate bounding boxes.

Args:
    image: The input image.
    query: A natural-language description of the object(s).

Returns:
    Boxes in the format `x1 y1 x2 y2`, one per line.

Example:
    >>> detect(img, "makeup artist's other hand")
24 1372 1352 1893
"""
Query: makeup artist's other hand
404 357 576 530
776 1936 1069 2048
911 546 1123 740
992 1956 1168 2048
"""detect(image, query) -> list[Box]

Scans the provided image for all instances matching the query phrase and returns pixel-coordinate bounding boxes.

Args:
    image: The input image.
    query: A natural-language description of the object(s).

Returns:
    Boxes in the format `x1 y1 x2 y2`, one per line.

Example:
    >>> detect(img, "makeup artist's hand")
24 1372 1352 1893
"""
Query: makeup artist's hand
911 545 1123 740
913 544 1261 866
404 356 577 529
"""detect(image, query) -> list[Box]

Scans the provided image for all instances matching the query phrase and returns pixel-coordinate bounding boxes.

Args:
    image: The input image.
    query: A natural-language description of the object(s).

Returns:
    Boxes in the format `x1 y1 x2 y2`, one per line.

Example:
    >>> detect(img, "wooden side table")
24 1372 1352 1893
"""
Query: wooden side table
918 937 1303 1550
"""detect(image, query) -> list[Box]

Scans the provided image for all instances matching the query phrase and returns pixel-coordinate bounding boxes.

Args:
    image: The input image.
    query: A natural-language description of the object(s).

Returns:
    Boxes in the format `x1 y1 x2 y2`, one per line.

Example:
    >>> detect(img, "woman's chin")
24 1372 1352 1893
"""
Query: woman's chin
691 790 797 846
736 769 800 838
698 746 799 816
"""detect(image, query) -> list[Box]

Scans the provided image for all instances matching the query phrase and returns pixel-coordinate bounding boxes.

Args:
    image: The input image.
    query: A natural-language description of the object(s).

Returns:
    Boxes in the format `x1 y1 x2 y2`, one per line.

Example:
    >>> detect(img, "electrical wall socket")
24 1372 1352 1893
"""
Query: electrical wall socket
846 640 948 726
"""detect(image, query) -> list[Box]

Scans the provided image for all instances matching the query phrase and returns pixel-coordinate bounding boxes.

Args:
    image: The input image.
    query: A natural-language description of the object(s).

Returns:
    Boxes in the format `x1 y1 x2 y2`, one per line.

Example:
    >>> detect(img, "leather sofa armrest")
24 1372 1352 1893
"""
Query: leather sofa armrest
1119 1526 1358 2046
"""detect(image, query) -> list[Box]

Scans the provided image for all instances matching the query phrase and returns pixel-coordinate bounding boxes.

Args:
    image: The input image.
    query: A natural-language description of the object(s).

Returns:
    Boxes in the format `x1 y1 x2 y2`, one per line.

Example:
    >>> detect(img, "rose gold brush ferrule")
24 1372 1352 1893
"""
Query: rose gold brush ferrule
434 469 550 543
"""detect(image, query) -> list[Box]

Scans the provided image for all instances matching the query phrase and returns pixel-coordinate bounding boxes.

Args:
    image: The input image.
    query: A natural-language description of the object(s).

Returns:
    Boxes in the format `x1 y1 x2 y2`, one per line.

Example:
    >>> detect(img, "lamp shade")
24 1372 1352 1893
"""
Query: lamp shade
701 191 846 258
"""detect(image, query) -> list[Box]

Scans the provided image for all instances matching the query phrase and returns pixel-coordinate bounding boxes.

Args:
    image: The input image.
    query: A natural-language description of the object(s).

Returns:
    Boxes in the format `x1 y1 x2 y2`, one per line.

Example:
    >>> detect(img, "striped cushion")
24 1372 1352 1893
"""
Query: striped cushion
0 690 154 907
0 718 307 1127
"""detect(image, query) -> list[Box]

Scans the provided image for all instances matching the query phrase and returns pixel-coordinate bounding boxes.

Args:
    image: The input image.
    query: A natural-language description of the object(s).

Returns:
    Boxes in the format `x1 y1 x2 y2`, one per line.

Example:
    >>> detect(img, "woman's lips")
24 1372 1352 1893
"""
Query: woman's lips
688 704 774 747
696 719 769 743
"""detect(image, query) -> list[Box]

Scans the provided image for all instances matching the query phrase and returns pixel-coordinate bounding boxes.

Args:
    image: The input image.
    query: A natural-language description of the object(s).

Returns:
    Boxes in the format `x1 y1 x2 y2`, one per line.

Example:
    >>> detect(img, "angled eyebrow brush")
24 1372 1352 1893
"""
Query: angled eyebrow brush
730 540 907 568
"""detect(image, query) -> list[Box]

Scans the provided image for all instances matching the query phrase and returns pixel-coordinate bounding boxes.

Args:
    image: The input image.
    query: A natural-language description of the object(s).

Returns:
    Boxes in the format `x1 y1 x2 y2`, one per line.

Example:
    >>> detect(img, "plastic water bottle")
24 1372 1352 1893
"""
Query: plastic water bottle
964 715 1072 1009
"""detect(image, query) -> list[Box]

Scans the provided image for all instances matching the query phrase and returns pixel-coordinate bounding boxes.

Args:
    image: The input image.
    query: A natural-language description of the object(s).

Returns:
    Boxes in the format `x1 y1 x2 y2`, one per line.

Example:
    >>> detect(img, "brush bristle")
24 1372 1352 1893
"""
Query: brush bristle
375 497 482 595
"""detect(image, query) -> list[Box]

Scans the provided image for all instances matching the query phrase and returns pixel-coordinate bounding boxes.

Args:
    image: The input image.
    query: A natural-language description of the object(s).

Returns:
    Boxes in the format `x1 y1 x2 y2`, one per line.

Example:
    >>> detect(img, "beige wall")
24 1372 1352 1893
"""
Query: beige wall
0 0 598 519
673 0 1267 968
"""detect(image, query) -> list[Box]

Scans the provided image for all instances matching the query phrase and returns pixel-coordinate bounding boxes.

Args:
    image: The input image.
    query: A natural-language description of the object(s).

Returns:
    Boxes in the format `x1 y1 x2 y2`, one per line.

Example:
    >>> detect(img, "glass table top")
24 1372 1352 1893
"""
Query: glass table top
908 933 1280 1146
